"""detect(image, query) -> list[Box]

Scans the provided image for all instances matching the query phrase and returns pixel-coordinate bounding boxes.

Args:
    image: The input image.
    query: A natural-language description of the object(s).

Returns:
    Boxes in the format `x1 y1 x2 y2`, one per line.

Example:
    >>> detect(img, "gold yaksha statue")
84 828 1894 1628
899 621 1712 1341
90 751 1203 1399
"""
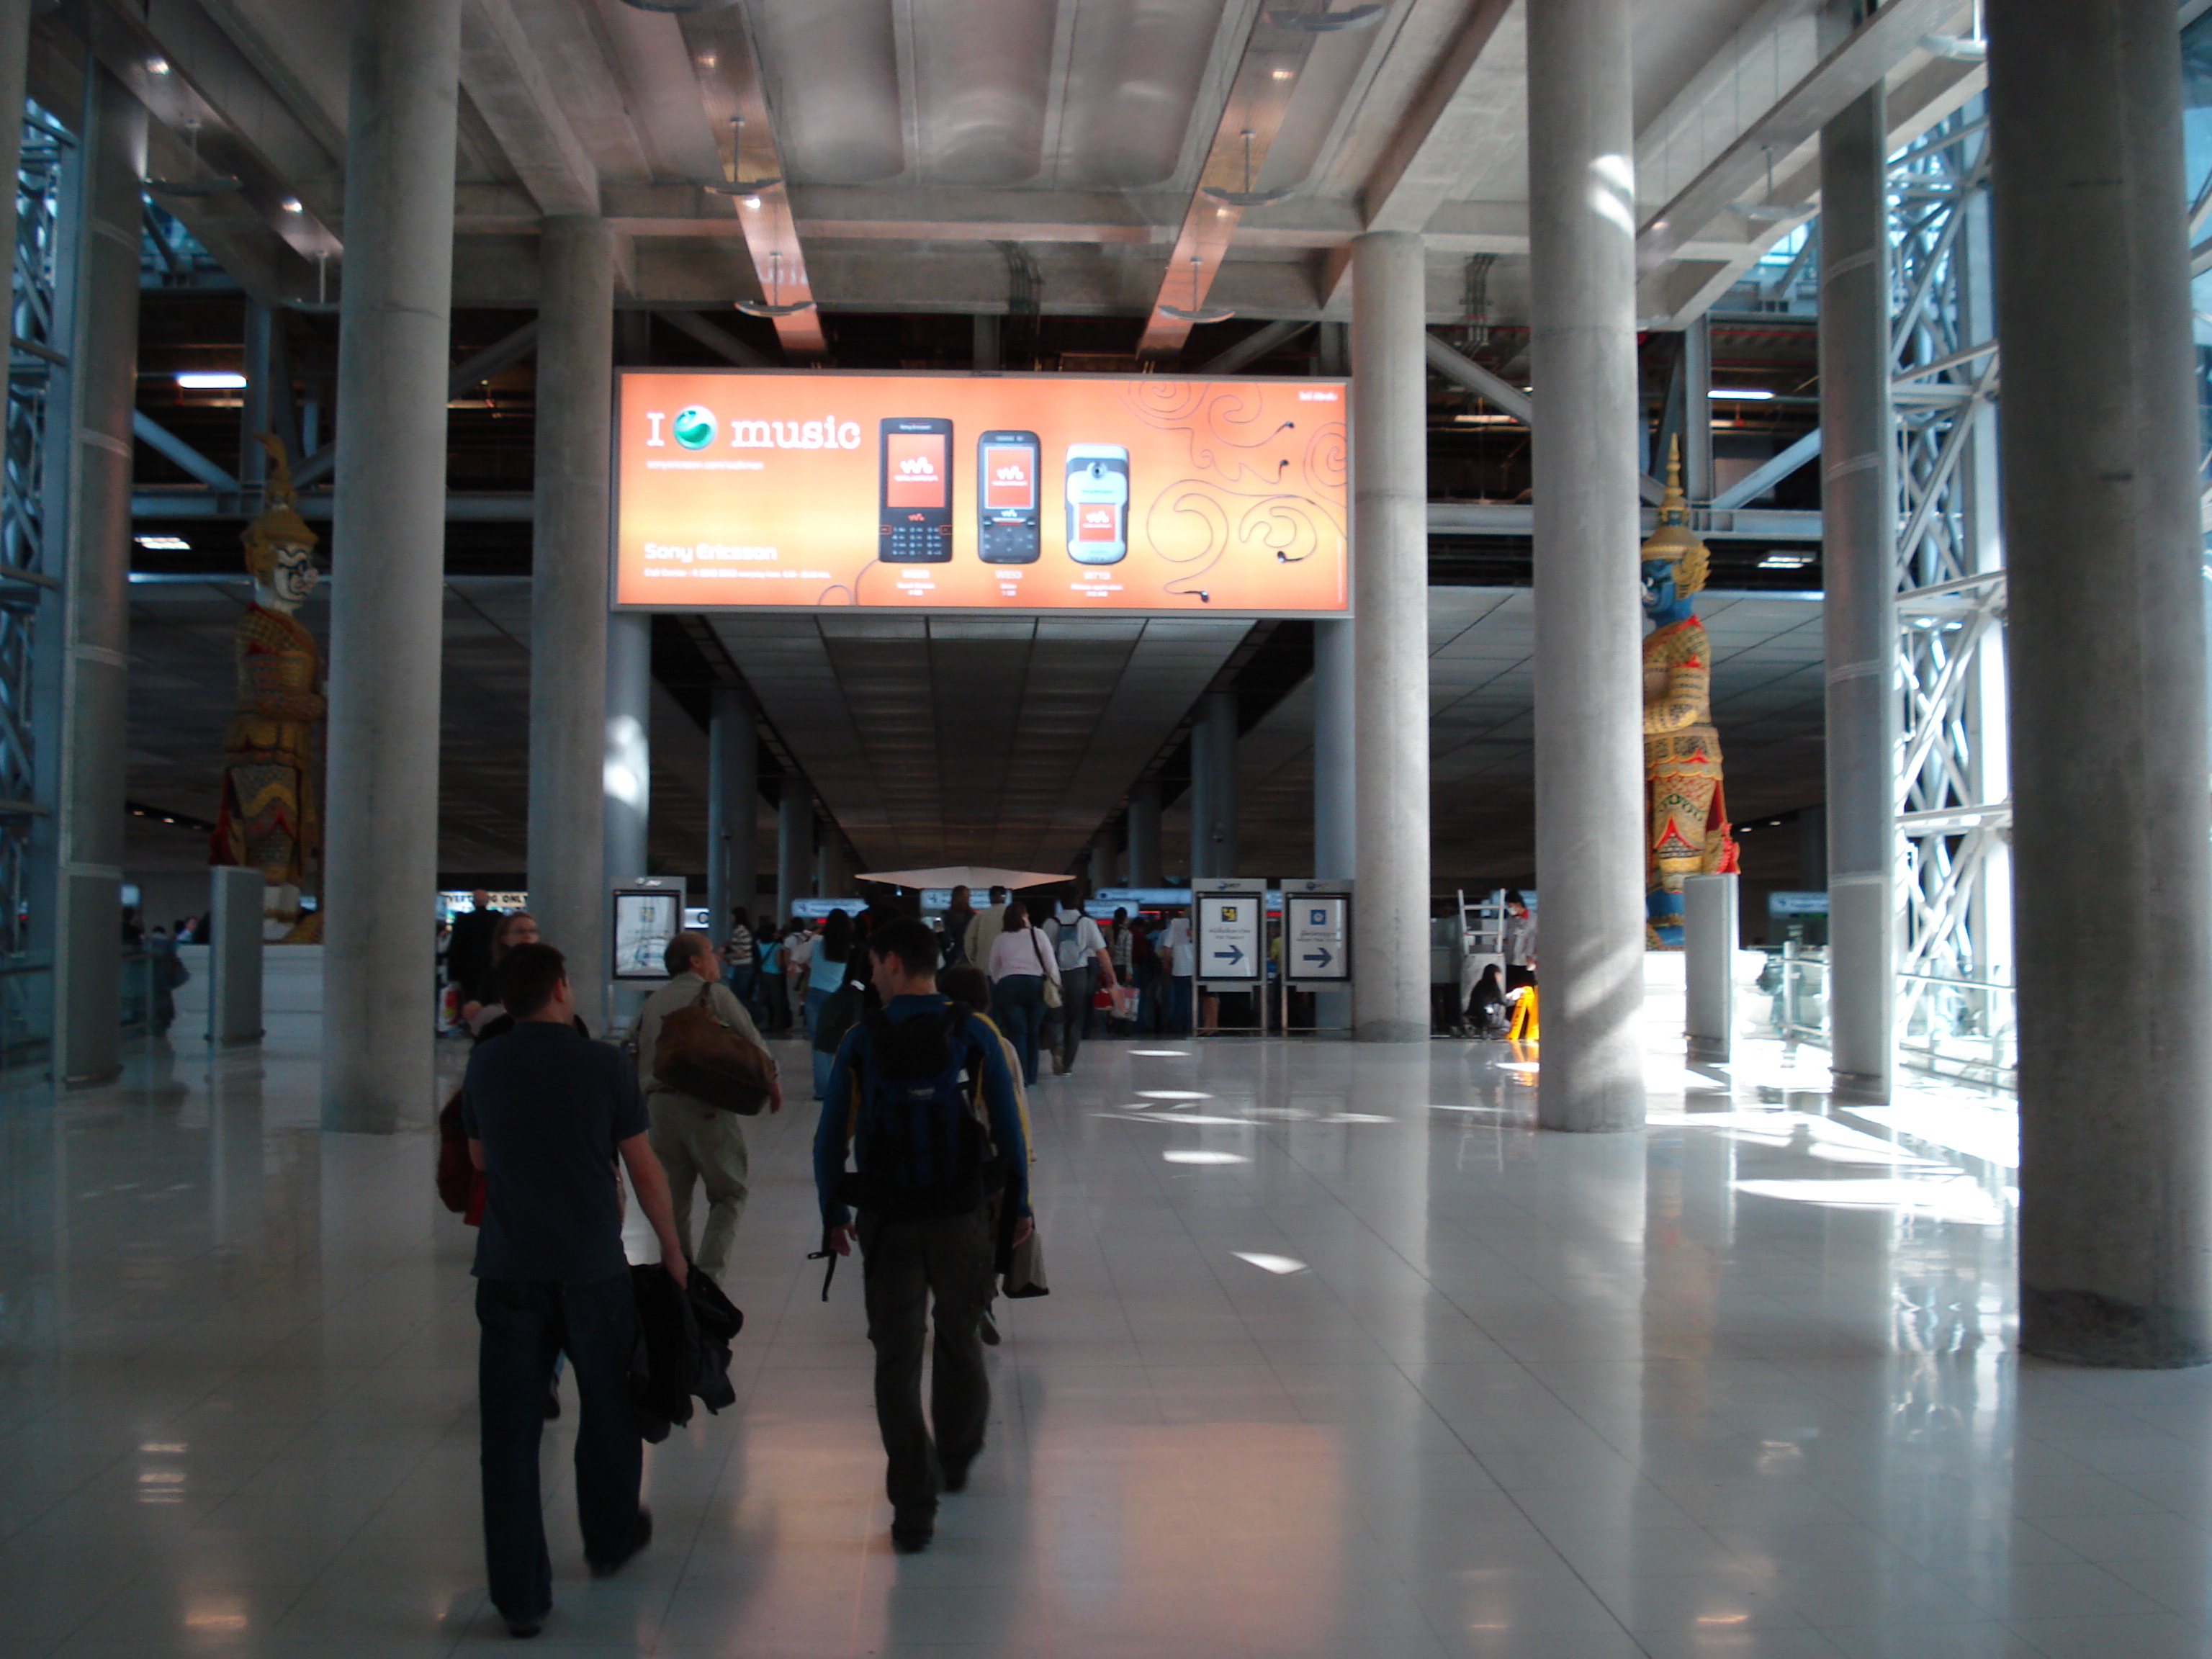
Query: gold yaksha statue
210 434 325 941
1641 437 1738 948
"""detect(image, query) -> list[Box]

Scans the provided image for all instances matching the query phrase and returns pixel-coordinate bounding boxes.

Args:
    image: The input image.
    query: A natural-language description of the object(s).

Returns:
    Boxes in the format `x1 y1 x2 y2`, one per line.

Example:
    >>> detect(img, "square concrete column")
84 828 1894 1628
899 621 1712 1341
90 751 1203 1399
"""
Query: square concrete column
603 610 651 891
1526 0 1645 1127
1189 688 1238 878
1312 617 1355 879
321 0 462 1132
775 786 811 925
1990 0 2212 1367
528 215 613 1035
1349 230 1431 1042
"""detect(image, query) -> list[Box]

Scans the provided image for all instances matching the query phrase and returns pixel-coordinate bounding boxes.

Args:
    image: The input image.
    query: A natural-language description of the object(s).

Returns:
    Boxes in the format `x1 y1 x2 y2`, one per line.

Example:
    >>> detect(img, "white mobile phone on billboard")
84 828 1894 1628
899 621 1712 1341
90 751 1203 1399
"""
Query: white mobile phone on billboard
1064 444 1129 565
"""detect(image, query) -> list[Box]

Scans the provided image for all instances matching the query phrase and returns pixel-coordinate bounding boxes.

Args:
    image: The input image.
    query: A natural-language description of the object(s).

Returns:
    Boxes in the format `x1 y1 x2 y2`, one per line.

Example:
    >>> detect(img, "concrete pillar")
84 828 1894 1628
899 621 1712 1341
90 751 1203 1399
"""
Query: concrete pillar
603 610 650 889
1680 313 1712 503
707 683 758 935
50 63 144 1086
1089 837 1115 891
1125 780 1162 886
815 835 848 903
322 0 462 1130
528 215 613 1033
775 786 811 924
1526 0 1645 1125
1989 0 2212 1367
1683 873 1737 1061
1189 688 1238 877
1313 618 1356 878
1817 86 1896 1094
1348 230 1430 1042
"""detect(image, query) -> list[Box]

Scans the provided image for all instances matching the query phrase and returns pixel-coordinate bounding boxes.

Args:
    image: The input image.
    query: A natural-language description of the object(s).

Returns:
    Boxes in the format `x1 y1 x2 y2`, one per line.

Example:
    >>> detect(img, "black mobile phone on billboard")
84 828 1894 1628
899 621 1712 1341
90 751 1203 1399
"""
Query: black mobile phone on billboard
977 429 1041 564
1065 444 1130 565
878 418 954 562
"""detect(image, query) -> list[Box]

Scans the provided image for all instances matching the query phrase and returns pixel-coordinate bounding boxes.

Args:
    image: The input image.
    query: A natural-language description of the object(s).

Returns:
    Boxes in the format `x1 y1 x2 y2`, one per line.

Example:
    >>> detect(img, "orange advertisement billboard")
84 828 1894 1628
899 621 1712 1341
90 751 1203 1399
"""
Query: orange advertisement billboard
612 370 1349 615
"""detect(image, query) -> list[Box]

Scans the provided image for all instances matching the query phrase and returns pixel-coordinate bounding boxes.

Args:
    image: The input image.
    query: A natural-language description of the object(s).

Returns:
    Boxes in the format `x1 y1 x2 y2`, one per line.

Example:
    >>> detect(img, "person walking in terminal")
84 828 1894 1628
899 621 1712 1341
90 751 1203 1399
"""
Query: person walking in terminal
1045 889 1113 1076
627 932 778 1282
986 898 1058 1087
1502 891 1538 992
814 920 1030 1555
462 943 690 1637
1161 907 1197 1036
963 884 1011 968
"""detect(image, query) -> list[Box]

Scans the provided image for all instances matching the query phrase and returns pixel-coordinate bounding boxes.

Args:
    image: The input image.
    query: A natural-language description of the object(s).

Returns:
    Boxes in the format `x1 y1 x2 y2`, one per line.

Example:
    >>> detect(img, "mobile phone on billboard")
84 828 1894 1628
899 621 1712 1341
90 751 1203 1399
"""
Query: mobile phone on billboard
977 430 1041 564
1065 444 1129 565
879 418 954 562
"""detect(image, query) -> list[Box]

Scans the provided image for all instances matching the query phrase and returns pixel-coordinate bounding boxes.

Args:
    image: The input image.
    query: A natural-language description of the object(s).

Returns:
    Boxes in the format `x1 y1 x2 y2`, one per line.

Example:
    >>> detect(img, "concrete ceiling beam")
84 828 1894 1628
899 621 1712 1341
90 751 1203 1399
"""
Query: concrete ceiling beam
458 0 600 217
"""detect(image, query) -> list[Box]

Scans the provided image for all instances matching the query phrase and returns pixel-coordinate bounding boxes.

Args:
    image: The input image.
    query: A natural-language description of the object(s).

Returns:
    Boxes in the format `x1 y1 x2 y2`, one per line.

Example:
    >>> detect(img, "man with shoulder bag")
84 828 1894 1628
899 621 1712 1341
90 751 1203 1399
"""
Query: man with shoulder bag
814 918 1030 1556
629 932 779 1281
1044 889 1113 1076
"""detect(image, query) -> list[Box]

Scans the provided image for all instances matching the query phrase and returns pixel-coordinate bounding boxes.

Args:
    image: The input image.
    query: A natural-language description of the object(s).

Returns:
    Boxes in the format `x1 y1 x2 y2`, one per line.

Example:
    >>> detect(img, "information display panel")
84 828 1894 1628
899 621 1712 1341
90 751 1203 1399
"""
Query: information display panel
613 370 1349 616
611 884 685 981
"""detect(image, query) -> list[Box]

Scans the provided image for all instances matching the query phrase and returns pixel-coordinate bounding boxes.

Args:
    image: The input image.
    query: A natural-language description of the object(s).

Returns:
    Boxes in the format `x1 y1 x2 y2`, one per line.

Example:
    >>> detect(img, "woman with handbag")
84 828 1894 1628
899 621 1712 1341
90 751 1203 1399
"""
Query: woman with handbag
986 899 1059 1088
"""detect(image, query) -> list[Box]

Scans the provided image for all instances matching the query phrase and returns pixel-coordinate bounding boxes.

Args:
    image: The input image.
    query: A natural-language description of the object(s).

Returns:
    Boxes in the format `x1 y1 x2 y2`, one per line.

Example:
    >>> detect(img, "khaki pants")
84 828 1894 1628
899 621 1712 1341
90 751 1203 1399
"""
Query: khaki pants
646 1096 749 1280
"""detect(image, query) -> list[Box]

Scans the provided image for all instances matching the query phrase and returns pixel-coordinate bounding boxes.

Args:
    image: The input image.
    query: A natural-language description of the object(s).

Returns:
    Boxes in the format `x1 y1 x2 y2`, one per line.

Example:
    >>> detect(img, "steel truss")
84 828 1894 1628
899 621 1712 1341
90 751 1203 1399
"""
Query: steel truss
1887 106 2014 1074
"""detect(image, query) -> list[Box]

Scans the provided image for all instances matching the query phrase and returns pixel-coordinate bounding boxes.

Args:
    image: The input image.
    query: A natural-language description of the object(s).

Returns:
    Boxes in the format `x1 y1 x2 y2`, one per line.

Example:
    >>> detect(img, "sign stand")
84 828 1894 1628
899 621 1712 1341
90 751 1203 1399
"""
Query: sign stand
1278 878 1352 1033
1192 878 1267 1035
609 878 685 1027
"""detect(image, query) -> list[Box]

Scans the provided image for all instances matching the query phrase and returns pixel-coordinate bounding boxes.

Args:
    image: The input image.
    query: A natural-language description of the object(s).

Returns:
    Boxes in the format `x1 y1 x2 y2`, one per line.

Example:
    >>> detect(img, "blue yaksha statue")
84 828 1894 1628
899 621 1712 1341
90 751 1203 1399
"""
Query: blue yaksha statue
1641 440 1738 948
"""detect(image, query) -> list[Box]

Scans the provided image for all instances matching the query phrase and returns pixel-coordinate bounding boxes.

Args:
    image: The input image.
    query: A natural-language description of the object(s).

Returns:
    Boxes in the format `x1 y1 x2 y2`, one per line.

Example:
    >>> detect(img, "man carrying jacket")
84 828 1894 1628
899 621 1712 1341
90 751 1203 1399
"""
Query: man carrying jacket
628 932 778 1280
814 917 1030 1556
464 942 689 1636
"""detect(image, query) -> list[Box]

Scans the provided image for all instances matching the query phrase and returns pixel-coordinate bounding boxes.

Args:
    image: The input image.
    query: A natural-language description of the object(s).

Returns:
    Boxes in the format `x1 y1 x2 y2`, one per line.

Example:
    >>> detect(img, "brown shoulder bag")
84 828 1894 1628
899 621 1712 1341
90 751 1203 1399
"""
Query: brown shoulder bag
652 985 775 1115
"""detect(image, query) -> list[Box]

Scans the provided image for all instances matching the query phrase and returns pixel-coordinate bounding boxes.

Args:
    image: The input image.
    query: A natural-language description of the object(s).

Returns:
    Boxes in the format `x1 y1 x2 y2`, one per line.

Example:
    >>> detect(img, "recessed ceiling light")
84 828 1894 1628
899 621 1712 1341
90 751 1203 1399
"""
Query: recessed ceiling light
1709 387 1776 400
1271 68 1295 80
147 57 169 75
279 196 302 212
174 371 247 389
135 534 190 551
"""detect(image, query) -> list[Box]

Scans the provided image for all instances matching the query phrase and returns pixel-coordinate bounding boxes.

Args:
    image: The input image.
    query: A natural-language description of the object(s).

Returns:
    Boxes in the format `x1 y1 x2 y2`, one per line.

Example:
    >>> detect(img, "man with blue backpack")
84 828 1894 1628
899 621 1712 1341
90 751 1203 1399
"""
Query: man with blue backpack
813 917 1030 1555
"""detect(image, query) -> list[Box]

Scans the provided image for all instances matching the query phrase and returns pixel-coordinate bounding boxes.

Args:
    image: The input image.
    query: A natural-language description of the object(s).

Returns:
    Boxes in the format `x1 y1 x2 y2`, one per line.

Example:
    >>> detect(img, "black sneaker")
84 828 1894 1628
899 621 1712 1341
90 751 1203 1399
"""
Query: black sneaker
503 1612 545 1640
588 1505 652 1578
890 1509 934 1553
942 1458 971 1494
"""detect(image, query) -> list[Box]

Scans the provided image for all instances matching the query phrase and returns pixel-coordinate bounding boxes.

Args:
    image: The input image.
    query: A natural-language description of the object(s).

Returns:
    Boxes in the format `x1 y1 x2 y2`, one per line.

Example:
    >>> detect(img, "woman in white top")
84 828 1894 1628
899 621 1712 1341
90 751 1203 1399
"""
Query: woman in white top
986 899 1059 1088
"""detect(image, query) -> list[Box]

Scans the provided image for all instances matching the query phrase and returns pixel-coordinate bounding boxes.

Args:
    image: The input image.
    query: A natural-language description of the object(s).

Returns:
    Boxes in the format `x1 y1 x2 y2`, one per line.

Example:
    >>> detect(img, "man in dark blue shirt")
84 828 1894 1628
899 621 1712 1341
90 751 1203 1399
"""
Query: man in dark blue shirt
463 942 688 1637
815 918 1029 1555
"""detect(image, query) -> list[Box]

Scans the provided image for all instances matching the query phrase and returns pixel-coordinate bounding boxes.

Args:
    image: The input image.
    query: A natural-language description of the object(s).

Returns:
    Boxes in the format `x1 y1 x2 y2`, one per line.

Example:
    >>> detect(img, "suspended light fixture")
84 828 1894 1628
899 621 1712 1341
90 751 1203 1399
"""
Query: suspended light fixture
734 250 814 318
1264 2 1384 30
1201 131 1291 209
145 119 240 197
1730 146 1813 223
1158 255 1233 325
703 116 783 196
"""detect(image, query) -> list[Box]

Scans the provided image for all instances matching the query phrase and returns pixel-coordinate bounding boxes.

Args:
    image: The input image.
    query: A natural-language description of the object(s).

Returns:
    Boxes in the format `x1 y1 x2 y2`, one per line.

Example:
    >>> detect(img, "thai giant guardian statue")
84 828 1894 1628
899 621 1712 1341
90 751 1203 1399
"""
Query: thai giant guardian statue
211 434 324 941
1641 440 1738 947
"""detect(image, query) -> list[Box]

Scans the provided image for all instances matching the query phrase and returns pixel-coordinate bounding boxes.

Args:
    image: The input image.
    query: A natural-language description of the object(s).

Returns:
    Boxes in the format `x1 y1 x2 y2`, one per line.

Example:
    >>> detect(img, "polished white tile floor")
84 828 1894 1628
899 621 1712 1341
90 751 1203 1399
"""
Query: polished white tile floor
3 1004 2206 1659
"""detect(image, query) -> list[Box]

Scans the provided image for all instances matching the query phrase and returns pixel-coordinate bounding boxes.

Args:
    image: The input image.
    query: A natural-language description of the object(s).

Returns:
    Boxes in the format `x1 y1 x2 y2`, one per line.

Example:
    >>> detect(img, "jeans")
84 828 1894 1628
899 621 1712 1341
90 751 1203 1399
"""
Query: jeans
1166 975 1194 1037
1052 963 1093 1073
725 963 760 1023
476 1273 642 1622
804 986 832 1099
990 974 1046 1086
858 1207 993 1517
1136 962 1162 1034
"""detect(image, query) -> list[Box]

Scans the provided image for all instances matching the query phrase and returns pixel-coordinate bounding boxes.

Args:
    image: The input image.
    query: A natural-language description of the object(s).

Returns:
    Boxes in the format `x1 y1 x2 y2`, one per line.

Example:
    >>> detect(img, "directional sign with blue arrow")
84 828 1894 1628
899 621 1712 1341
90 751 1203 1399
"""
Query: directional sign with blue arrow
1195 891 1262 983
1287 897 1349 980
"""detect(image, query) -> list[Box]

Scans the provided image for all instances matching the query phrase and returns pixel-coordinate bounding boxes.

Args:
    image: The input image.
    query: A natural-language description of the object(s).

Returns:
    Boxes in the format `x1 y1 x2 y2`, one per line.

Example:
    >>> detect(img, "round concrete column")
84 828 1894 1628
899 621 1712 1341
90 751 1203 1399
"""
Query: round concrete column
1190 689 1238 878
775 787 811 925
1125 780 1162 886
1526 0 1645 1128
321 0 462 1133
1312 618 1356 879
1990 0 2212 1366
1349 231 1431 1042
707 684 758 935
1817 89 1897 1094
52 63 145 1087
603 611 650 889
528 215 613 1034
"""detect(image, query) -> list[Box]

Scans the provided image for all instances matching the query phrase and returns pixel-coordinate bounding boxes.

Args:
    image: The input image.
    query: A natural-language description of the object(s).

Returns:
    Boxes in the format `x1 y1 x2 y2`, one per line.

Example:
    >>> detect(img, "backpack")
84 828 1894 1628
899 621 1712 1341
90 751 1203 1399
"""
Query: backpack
1053 910 1092 971
837 1007 997 1219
